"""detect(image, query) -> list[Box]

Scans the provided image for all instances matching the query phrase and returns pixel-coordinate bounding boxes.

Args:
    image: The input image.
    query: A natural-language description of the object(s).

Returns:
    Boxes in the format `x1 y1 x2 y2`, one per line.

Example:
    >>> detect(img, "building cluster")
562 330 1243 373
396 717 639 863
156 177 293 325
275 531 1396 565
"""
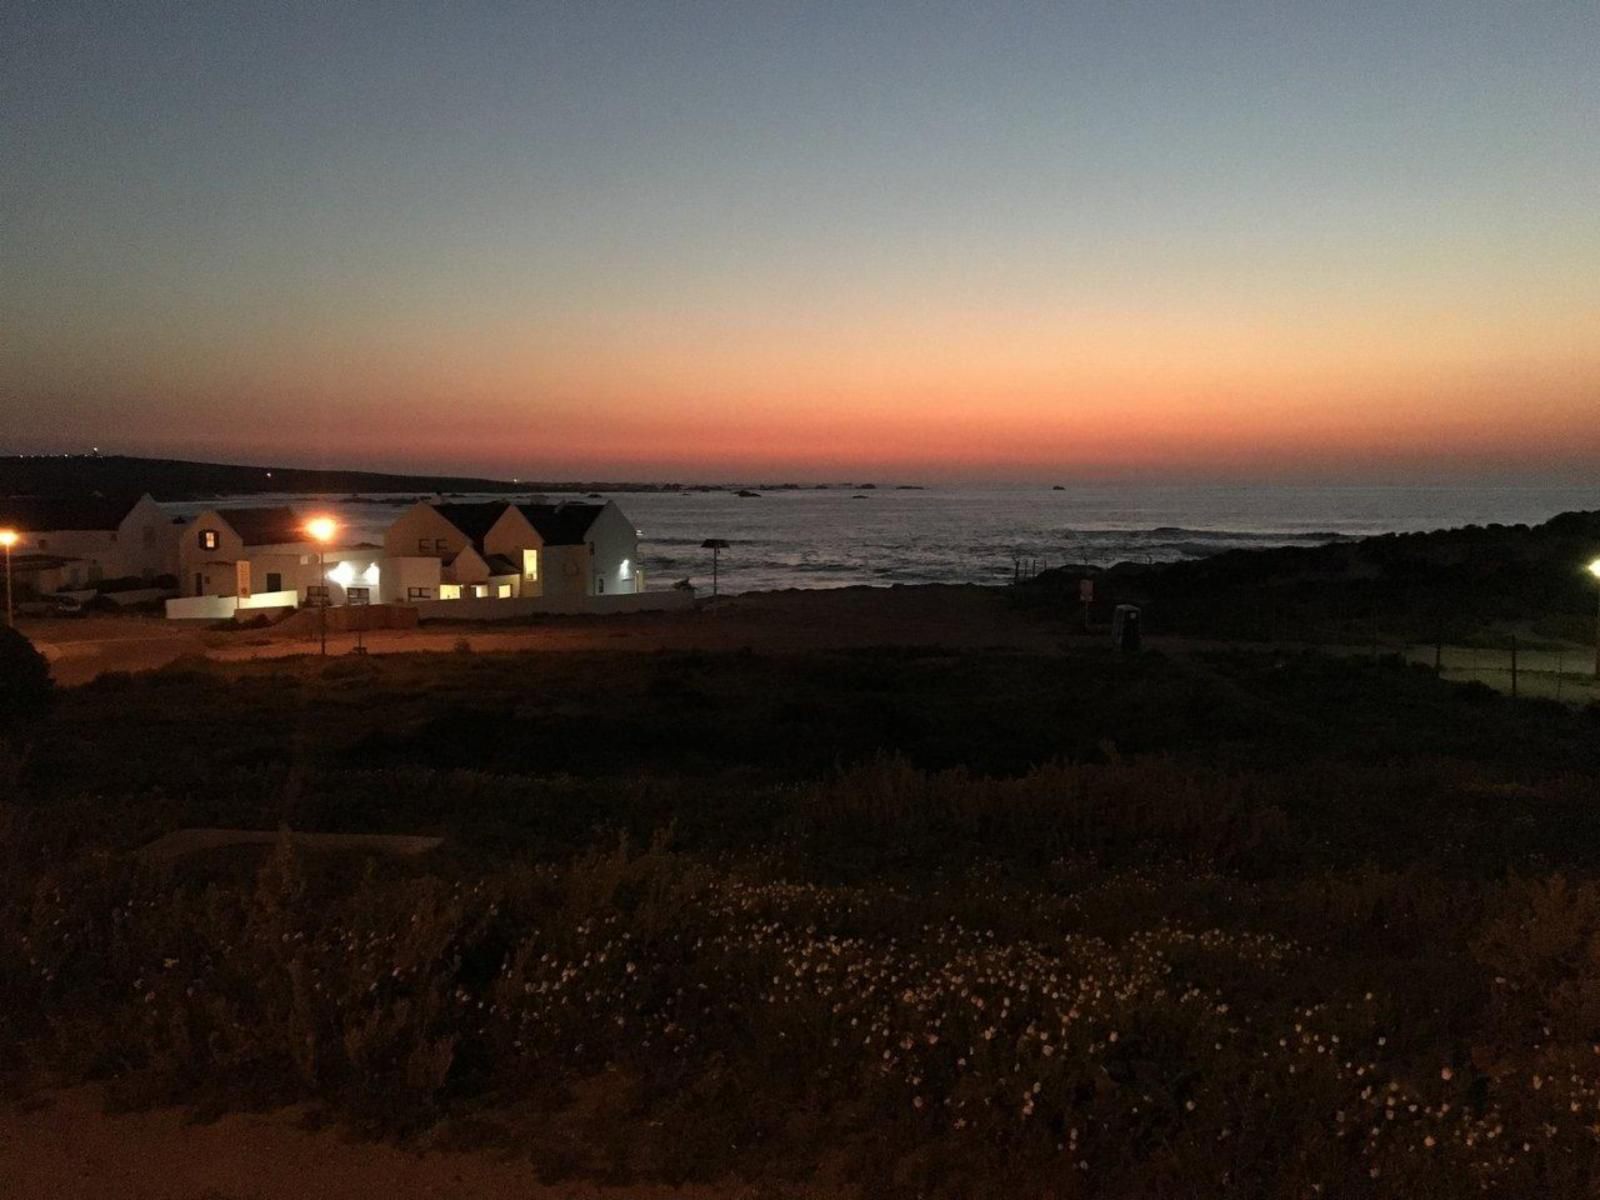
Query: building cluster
0 493 657 619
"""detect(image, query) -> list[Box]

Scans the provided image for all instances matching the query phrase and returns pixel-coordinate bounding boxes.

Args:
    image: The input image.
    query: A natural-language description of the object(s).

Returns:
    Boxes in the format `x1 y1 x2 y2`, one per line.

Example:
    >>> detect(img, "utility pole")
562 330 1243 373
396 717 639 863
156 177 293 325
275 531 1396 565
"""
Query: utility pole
0 530 15 628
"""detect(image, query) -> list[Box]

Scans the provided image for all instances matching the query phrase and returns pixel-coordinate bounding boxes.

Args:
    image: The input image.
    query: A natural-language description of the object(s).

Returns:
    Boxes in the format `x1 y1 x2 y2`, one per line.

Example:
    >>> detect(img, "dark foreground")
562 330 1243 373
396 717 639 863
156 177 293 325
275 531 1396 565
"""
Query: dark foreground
4 637 1600 1198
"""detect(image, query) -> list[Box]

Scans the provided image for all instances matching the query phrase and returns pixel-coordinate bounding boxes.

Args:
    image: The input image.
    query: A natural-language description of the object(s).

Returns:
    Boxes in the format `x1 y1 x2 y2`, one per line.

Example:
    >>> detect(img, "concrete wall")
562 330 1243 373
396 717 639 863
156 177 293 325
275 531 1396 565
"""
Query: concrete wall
164 589 300 620
412 589 695 622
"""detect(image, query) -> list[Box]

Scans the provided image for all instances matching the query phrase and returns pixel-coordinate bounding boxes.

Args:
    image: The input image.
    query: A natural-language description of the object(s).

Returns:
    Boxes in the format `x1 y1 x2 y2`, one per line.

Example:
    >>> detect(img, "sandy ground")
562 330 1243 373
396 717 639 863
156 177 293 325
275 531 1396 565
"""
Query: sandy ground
0 1087 788 1200
21 589 1598 703
20 586 1061 685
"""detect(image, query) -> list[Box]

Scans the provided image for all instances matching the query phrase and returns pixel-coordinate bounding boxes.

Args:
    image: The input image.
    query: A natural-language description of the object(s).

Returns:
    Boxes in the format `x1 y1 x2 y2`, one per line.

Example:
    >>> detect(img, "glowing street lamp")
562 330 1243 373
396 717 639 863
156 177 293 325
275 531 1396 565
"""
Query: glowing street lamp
1588 557 1600 680
0 529 17 629
306 517 338 657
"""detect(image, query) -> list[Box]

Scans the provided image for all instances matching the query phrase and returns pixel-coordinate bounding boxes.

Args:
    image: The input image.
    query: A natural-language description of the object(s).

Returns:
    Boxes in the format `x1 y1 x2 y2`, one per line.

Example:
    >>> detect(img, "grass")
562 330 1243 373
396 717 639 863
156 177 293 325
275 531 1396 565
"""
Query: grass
4 643 1600 1197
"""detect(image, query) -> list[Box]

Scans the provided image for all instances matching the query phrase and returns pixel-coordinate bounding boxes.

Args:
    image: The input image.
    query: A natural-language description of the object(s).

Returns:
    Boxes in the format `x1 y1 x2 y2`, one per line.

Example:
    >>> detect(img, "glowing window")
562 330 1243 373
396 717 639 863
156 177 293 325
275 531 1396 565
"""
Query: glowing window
200 529 218 550
439 584 461 600
522 549 539 580
497 583 512 598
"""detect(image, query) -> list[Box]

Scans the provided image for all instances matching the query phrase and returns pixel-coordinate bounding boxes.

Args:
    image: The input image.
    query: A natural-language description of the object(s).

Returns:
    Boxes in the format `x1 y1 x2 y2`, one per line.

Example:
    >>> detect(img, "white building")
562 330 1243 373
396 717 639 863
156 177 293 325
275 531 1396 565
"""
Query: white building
177 506 382 607
0 493 174 585
382 499 641 602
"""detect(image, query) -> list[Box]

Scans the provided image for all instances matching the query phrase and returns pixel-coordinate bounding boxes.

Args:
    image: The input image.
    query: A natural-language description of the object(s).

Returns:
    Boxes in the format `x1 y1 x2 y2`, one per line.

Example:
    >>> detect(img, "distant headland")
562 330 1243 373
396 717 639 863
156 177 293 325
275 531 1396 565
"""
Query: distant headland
0 454 917 501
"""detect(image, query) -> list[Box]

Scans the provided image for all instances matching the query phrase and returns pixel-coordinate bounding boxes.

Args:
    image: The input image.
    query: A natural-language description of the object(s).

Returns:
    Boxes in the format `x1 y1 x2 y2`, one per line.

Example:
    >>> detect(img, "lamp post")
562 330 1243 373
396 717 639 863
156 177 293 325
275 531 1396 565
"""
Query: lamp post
306 517 338 657
1588 558 1600 680
700 538 729 597
0 529 16 628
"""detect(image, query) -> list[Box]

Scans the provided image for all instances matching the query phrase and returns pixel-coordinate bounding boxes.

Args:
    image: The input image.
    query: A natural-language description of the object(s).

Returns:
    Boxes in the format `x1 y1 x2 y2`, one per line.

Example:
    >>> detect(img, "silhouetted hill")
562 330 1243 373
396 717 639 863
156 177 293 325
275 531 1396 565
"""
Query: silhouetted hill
0 455 679 500
1031 510 1600 643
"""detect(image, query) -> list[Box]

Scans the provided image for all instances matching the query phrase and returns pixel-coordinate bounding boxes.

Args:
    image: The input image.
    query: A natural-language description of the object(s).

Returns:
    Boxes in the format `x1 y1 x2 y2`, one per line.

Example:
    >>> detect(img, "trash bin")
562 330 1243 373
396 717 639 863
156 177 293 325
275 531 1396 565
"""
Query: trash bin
1112 604 1142 652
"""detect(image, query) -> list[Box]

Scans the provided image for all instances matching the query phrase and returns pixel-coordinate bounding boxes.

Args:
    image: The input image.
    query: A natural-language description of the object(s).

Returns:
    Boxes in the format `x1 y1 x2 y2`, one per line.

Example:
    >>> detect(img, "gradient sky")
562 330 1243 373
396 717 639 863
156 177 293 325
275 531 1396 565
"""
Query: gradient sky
3 1 1598 481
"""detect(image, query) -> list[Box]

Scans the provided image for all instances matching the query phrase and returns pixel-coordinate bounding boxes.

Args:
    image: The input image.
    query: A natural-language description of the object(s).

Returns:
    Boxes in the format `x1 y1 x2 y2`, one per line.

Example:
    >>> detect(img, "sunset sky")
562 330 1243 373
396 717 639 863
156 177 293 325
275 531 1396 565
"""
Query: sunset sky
3 2 1597 482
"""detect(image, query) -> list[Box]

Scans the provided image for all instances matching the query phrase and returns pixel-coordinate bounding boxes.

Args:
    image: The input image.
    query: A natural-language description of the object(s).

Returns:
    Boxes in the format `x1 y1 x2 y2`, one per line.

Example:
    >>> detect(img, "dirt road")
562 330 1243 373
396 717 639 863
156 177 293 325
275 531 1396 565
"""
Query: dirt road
0 1087 786 1200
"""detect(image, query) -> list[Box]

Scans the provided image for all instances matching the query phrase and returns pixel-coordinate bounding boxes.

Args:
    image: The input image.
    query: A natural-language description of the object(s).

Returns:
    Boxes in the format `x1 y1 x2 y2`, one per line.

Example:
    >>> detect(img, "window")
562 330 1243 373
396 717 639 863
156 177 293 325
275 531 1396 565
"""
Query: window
434 539 448 554
497 583 512 598
199 529 218 551
439 584 461 600
306 585 330 607
407 587 433 601
265 572 282 593
418 538 431 554
595 575 605 594
347 586 371 606
620 557 632 581
522 549 539 580
472 584 487 598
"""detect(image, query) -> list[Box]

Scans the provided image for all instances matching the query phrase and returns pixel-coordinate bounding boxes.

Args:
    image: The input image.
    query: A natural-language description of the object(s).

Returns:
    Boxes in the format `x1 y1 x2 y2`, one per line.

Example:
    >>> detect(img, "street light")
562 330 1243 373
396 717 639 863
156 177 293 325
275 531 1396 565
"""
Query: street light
0 529 16 629
700 538 729 597
306 517 338 657
1588 557 1600 680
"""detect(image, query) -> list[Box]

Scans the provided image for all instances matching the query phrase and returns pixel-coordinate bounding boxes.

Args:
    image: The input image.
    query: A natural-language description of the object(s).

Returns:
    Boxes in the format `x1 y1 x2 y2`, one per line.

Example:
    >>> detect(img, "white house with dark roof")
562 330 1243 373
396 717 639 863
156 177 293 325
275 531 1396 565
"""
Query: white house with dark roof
383 498 640 602
0 492 173 584
175 506 382 610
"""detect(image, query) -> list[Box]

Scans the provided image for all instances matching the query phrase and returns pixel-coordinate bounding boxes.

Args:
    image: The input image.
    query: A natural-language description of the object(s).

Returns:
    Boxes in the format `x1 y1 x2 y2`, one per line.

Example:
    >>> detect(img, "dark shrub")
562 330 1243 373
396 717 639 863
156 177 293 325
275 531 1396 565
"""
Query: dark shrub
0 625 53 729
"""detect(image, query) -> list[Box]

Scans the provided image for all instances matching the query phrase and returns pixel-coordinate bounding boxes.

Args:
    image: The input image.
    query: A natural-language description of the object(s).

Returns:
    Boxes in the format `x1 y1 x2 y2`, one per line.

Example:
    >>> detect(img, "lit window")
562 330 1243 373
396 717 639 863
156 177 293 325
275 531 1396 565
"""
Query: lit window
439 584 461 600
620 557 632 580
497 583 512 598
522 549 539 580
200 530 218 550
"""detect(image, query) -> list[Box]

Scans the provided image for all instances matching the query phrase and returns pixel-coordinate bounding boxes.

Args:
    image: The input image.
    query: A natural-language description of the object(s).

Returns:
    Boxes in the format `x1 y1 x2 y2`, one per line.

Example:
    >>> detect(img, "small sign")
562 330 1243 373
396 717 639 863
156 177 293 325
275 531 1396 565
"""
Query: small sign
1079 579 1094 603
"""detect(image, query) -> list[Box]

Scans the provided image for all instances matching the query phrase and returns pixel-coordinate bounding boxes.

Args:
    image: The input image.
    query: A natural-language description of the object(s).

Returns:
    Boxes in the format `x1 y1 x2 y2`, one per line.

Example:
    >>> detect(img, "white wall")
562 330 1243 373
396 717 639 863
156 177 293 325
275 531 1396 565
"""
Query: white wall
586 502 641 596
382 556 443 603
384 503 473 561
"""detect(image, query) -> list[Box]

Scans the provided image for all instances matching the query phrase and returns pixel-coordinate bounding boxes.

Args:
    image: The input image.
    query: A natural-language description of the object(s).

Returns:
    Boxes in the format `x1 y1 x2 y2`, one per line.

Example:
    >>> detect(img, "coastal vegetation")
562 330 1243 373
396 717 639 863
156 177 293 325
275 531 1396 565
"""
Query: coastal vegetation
1033 509 1600 646
4 640 1600 1196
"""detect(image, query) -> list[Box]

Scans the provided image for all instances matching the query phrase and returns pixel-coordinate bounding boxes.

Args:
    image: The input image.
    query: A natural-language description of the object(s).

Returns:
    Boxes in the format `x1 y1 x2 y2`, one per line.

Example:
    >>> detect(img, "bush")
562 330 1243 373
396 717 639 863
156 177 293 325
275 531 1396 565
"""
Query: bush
0 625 52 730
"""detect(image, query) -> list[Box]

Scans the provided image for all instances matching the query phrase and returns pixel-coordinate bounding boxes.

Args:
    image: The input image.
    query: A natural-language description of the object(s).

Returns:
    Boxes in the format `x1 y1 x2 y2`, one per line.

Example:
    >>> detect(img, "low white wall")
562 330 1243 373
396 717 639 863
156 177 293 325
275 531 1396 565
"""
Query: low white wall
165 595 239 620
164 589 300 620
412 589 696 622
239 589 301 611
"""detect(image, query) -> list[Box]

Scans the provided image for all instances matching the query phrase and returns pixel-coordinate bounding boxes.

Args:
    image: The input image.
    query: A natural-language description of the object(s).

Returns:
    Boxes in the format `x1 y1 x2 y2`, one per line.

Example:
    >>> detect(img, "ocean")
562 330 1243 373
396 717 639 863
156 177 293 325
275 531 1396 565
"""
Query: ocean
168 484 1596 595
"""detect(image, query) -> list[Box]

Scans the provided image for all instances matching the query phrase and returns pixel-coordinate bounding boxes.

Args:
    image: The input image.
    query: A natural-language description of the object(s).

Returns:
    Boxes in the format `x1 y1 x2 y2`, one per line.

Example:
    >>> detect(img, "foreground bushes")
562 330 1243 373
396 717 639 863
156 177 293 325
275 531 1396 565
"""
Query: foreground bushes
6 761 1600 1197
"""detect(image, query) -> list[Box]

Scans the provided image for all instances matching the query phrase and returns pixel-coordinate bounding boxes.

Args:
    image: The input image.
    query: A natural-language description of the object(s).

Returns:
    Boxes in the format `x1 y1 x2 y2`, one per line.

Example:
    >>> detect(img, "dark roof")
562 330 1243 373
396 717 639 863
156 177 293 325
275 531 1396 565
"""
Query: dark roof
430 502 511 549
516 502 605 546
215 506 309 547
0 493 147 532
484 554 519 576
10 553 84 570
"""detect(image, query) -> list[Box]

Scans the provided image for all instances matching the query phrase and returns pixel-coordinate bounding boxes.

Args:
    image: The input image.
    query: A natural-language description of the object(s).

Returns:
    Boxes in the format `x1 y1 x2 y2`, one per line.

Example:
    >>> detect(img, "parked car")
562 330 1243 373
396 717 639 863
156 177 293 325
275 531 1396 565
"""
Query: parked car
17 594 86 618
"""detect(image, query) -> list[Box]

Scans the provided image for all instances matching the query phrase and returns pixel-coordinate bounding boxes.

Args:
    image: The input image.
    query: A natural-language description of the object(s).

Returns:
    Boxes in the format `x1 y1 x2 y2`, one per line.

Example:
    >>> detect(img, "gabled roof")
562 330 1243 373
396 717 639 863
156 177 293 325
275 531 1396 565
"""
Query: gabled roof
0 492 149 532
430 502 511 550
214 506 310 547
483 554 519 576
10 553 85 570
516 502 605 546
